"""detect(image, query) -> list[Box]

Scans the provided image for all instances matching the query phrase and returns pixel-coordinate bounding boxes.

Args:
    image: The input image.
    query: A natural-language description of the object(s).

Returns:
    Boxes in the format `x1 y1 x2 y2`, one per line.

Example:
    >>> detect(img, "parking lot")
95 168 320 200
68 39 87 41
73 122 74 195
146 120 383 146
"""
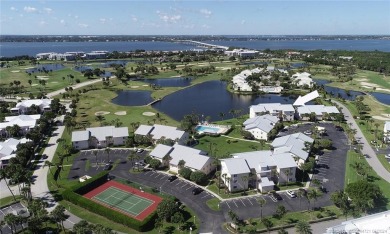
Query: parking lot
68 148 147 180
0 203 29 234
220 122 349 220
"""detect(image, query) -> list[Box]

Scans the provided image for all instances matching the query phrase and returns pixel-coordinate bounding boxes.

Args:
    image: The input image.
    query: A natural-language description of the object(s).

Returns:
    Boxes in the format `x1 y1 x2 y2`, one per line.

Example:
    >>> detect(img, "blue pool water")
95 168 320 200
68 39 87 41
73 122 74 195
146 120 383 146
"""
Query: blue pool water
195 125 220 133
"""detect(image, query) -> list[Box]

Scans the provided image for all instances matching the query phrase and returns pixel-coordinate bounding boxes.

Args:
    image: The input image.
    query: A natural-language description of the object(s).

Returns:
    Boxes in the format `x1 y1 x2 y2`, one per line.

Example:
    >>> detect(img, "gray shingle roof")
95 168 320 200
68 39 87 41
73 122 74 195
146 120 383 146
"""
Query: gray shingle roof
271 133 313 161
134 125 153 135
243 114 279 133
272 153 297 168
221 158 250 175
149 144 173 159
169 144 210 171
232 151 275 170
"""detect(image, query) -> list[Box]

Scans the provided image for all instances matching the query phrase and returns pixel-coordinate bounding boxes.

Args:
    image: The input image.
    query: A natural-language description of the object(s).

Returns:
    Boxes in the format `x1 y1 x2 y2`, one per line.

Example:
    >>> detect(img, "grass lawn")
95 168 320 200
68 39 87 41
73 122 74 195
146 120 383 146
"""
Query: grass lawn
344 150 390 209
194 135 262 159
0 196 22 208
206 198 221 211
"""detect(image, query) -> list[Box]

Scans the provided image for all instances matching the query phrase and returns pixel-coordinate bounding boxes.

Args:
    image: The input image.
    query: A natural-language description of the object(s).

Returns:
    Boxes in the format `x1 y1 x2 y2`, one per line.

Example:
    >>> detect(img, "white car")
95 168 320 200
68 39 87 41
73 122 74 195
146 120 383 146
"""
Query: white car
286 190 297 198
385 154 390 159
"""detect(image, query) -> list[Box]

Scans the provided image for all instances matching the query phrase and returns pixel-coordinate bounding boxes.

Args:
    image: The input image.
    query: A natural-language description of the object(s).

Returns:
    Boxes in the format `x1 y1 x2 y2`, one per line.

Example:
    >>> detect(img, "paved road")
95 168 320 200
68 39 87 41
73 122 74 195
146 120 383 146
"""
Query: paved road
0 180 20 199
332 100 390 183
29 125 82 230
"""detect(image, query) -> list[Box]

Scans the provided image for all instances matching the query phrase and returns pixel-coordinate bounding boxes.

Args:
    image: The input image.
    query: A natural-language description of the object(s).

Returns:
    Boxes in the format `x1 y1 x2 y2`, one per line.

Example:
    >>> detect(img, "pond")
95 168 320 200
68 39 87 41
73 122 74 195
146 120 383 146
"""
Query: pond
25 64 65 73
314 79 364 100
140 77 193 87
370 92 390 105
152 80 299 121
111 90 153 106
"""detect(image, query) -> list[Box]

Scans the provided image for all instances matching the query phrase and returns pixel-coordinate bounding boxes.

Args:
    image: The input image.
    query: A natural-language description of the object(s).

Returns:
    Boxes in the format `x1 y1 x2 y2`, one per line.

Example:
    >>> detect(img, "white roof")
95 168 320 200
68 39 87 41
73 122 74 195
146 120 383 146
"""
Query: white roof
221 158 250 175
136 124 186 141
134 125 154 135
15 99 51 109
385 121 390 132
0 138 27 158
272 133 314 161
259 177 275 187
272 153 297 168
169 144 210 171
0 115 40 130
251 103 295 113
149 144 173 159
233 151 276 172
72 126 129 142
297 105 340 115
293 90 319 106
243 114 279 133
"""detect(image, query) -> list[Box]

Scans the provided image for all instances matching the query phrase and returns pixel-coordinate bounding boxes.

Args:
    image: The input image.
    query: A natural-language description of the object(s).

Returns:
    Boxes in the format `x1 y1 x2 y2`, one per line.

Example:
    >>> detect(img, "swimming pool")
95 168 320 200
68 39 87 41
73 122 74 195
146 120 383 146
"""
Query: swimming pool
195 124 231 135
195 125 220 134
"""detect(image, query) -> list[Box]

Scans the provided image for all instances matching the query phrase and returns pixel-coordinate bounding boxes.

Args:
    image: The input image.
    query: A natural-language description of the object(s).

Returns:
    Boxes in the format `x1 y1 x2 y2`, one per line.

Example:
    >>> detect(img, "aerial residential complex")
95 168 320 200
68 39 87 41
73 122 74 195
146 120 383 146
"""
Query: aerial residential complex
71 126 129 149
0 138 30 168
10 99 52 114
135 124 189 145
36 51 108 61
0 115 40 137
243 114 279 140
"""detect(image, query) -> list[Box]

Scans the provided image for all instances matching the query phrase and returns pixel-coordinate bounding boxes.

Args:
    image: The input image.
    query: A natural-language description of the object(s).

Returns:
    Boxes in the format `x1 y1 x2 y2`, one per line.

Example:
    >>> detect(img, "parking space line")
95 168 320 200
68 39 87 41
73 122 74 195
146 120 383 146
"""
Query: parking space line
186 185 193 190
181 183 188 188
284 193 292 200
247 198 253 205
232 200 238 208
159 176 166 180
201 194 209 199
225 201 231 209
154 174 160 178
240 199 246 206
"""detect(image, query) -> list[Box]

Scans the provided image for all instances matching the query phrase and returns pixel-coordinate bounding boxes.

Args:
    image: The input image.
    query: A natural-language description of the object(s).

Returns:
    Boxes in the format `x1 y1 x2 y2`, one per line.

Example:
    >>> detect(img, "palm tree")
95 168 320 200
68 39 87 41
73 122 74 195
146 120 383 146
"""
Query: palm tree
0 169 16 202
257 198 266 219
284 168 291 186
178 159 186 169
4 213 18 234
307 188 322 211
295 220 312 234
44 160 54 176
50 205 69 232
297 189 306 210
215 171 221 194
104 147 111 163
162 154 172 167
241 175 249 192
219 112 225 121
93 149 99 165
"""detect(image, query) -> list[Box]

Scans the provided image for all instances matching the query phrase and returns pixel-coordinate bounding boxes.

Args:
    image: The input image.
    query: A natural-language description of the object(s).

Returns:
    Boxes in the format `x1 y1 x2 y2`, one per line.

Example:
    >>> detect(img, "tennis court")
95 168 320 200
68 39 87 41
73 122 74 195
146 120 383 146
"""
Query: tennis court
84 180 163 220
93 186 153 216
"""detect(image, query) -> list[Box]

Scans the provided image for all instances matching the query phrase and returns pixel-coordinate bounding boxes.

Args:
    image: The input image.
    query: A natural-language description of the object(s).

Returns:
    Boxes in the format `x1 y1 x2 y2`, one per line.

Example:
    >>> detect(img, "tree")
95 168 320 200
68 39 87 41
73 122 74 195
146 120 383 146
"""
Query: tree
104 147 111 162
228 209 238 224
178 159 186 169
190 171 207 184
257 198 266 219
331 190 351 220
156 199 179 222
0 169 16 202
4 213 18 234
171 212 185 230
179 167 192 180
275 204 287 219
307 188 322 210
44 160 55 176
73 220 91 234
295 220 312 234
149 159 161 169
345 180 382 214
50 205 69 232
278 228 289 234
261 217 273 233
93 149 99 165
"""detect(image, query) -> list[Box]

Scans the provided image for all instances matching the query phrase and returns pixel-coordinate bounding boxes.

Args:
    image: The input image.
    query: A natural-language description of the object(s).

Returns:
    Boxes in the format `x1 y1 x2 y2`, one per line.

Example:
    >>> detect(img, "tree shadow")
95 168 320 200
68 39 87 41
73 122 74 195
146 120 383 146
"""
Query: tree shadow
163 226 175 234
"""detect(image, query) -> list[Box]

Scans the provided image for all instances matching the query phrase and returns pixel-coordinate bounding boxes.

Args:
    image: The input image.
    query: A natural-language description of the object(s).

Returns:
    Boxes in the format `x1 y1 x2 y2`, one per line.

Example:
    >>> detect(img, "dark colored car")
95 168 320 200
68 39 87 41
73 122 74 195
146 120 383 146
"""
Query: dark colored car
270 192 282 201
168 175 178 182
335 126 344 131
192 187 203 195
103 163 112 170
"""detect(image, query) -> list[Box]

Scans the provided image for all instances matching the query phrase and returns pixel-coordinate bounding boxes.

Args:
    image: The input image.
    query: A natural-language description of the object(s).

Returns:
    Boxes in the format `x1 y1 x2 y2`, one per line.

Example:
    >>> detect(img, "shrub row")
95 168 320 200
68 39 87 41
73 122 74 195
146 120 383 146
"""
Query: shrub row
71 171 109 195
62 189 156 231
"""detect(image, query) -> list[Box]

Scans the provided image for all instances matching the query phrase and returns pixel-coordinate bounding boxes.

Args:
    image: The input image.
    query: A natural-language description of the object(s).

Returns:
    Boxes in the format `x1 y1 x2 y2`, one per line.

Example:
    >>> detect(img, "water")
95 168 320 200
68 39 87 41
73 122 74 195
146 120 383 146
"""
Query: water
101 60 129 68
140 77 192 87
370 92 390 105
111 90 153 106
204 39 390 52
152 80 298 121
314 79 365 100
1 39 389 57
195 125 220 133
25 63 65 73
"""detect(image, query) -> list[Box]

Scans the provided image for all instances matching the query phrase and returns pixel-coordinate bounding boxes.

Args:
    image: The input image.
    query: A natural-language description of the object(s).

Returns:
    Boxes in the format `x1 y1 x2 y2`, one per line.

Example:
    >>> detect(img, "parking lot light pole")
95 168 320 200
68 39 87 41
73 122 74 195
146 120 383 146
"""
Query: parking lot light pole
160 186 162 194
189 227 192 234
194 215 196 224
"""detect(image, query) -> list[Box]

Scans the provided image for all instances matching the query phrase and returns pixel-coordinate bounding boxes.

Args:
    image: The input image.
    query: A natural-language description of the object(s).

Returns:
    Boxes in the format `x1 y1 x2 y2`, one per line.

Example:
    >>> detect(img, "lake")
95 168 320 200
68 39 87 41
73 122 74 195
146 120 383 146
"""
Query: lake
152 81 299 121
140 77 193 87
111 90 153 106
25 63 65 73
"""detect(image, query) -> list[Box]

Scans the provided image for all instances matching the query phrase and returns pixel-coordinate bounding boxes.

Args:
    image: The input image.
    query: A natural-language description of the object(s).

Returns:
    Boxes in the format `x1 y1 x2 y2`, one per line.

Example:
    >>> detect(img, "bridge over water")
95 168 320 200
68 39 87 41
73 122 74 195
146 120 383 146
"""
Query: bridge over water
174 40 229 50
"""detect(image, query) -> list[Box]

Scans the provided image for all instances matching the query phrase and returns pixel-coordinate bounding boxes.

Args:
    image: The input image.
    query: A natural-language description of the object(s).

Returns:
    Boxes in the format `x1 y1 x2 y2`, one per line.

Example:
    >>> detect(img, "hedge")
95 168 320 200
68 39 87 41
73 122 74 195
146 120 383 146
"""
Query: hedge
71 171 109 195
62 189 156 231
61 171 156 231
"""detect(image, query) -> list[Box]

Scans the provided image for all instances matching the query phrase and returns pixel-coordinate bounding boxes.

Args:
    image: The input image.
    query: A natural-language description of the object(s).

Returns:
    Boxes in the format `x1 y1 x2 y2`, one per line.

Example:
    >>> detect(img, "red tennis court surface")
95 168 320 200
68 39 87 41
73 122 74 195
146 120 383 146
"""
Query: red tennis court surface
83 180 163 221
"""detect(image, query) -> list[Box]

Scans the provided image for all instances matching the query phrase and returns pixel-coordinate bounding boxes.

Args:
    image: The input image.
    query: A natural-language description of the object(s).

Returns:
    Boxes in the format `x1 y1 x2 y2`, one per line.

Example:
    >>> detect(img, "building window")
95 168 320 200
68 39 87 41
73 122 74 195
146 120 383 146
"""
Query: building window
233 174 237 178
234 180 237 183
233 186 237 189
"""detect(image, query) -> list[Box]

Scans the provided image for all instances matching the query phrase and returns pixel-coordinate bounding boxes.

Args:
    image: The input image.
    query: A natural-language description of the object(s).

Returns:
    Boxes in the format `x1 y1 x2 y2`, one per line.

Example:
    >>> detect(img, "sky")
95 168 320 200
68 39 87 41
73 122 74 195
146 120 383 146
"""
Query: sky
1 0 389 35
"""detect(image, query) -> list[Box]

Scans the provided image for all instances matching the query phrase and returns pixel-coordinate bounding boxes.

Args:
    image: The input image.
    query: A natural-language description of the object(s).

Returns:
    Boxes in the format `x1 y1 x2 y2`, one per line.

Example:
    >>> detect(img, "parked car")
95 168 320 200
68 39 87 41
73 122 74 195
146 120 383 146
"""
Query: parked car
335 126 344 131
286 190 296 198
385 154 390 159
136 148 144 153
103 163 112 170
192 187 203 195
304 130 312 135
41 154 48 159
168 175 178 182
269 192 282 201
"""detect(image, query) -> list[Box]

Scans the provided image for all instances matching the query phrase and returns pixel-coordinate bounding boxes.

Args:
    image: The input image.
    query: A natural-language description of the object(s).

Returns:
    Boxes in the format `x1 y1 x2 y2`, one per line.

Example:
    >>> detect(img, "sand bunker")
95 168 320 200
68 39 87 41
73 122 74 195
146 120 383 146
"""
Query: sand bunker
11 70 20 73
95 111 110 116
372 116 390 121
142 84 149 87
31 84 38 86
171 75 181 78
115 111 127 116
24 67 35 69
130 86 139 88
142 112 156 116
216 67 231 70
37 76 50 80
